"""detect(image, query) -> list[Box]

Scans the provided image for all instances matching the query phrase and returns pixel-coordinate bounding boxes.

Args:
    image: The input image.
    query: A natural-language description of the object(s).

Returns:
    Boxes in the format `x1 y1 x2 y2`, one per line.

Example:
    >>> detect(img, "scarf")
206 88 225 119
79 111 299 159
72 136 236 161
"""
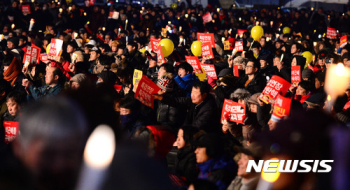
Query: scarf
3 57 21 86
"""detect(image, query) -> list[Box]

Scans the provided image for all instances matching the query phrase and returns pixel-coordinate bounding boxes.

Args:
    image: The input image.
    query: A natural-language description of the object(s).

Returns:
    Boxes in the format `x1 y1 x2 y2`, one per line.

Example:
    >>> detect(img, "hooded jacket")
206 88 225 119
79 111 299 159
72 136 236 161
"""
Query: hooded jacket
174 73 199 97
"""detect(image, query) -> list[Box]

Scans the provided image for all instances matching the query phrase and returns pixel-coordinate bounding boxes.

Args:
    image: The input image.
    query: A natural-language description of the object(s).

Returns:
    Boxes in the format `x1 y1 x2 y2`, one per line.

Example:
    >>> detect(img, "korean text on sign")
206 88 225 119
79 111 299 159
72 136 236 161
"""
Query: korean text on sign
260 75 291 104
201 42 214 60
221 99 246 124
197 33 215 48
201 64 217 79
185 56 203 74
134 75 161 108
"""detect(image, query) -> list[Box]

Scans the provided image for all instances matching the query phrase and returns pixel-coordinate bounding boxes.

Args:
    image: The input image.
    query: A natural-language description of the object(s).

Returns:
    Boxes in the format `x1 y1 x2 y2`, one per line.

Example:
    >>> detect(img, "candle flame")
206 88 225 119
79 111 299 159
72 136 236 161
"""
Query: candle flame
327 95 331 101
261 158 280 183
336 63 345 76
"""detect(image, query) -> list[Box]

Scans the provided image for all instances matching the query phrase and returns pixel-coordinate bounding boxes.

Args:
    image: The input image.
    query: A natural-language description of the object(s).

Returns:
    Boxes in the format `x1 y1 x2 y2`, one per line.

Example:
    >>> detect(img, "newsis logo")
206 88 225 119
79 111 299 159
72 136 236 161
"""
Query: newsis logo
246 160 334 173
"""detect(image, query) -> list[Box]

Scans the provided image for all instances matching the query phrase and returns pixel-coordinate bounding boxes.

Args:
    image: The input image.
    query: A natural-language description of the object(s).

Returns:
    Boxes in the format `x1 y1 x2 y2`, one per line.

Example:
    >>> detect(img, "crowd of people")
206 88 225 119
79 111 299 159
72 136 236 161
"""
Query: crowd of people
0 0 350 190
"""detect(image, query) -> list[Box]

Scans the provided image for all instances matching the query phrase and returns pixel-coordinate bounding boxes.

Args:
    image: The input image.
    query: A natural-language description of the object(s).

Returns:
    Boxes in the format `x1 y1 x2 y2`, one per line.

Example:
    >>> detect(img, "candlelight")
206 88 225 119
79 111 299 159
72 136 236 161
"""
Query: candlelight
142 7 145 10
126 19 128 24
254 17 257 20
327 95 331 101
212 20 215 23
32 0 35 2
102 27 105 31
185 14 188 18
74 33 78 38
313 42 317 47
140 10 142 14
221 37 225 42
87 21 90 25
228 29 232 34
266 37 270 42
179 26 182 32
147 28 149 31
261 158 280 183
276 34 280 38
84 12 87 16
270 21 273 27
256 21 259 26
178 17 180 20
69 6 72 11
217 8 220 12
325 63 350 106
11 24 15 29
298 40 301 43
0 34 4 41
311 7 314 11
168 21 171 25
59 8 63 13
76 125 115 190
239 17 241 21
198 14 200 17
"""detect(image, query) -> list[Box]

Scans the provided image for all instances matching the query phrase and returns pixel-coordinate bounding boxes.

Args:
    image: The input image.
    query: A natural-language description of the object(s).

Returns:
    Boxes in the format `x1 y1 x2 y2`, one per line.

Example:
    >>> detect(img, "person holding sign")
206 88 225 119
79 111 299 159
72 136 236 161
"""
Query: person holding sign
3 54 25 93
154 81 220 133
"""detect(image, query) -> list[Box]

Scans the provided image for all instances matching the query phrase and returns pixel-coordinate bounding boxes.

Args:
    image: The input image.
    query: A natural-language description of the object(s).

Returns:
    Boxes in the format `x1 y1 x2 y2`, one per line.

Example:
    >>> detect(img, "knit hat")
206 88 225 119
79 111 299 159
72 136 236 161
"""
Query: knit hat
230 88 251 103
70 73 91 88
217 68 232 78
98 70 117 85
304 93 327 107
248 93 261 105
157 73 174 92
191 133 224 158
301 68 314 79
7 37 19 47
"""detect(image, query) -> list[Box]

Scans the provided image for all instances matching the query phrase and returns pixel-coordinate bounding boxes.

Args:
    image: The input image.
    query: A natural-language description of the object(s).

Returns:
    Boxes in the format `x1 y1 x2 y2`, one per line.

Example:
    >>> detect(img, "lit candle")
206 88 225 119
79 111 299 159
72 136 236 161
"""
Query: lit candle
266 37 270 42
126 36 128 43
228 29 232 34
74 32 78 39
31 0 34 2
256 21 259 26
276 34 280 39
179 26 182 32
140 10 142 14
76 125 115 190
183 39 186 45
313 42 317 47
270 21 273 27
59 8 63 13
11 24 15 29
118 28 121 35
324 63 350 112
311 7 314 11
185 14 188 18
298 40 301 44
29 19 35 31
84 12 87 16
69 6 72 11
239 17 241 21
221 37 225 42
168 21 171 25
0 34 4 41
256 158 280 190
125 19 128 29
102 27 106 31
212 20 215 23
217 8 220 12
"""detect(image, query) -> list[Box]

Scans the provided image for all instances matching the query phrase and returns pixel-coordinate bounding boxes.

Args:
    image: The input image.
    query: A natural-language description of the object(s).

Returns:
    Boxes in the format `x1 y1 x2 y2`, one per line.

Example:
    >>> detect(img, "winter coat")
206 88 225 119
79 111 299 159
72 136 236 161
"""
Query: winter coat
28 84 62 100
156 100 185 132
174 73 199 97
175 146 197 184
161 95 220 133
238 74 266 94
197 155 237 190
126 50 145 70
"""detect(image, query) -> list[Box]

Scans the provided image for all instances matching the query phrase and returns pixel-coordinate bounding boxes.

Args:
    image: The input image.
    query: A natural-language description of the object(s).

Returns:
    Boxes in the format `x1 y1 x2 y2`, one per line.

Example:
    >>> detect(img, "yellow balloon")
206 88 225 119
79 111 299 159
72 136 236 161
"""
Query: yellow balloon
191 41 202 56
283 27 291 34
302 51 313 64
159 38 174 57
251 26 264 41
171 3 178 9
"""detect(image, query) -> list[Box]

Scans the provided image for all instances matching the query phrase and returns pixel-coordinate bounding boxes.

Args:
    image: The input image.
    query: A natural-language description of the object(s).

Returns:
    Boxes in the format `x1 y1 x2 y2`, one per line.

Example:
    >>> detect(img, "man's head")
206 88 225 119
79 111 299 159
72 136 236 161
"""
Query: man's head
45 66 63 86
67 41 78 54
90 47 101 61
158 63 173 80
296 81 313 95
245 59 259 75
314 71 325 90
191 81 210 105
193 134 224 163
127 42 138 53
13 97 87 190
291 43 302 55
7 37 19 49
235 143 263 178
251 42 261 56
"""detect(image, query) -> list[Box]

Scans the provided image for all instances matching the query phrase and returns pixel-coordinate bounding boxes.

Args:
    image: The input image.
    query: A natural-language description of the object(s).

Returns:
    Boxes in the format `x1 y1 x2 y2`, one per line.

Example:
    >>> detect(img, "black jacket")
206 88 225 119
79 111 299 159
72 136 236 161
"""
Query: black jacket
175 146 197 184
161 95 220 133
156 99 185 132
238 74 266 94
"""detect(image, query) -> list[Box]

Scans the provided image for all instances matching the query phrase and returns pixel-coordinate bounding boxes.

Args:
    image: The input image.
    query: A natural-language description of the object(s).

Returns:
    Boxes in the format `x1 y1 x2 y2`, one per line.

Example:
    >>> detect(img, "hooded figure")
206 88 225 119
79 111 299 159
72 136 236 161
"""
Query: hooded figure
291 55 306 72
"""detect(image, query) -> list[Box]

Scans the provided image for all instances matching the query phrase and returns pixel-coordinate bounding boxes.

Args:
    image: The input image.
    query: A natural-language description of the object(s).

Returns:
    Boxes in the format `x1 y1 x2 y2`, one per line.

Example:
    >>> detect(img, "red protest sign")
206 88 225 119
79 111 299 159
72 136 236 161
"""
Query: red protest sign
237 29 247 38
108 11 114 19
235 41 243 52
221 99 246 124
89 0 95 5
202 13 212 23
185 56 203 74
197 33 215 48
326 27 337 39
21 5 31 14
340 35 347 48
201 64 217 79
4 121 19 144
150 38 161 52
291 65 301 85
156 47 165 65
23 46 40 65
40 53 49 63
260 75 291 104
272 94 292 119
234 65 239 77
48 39 63 57
134 75 161 108
201 42 214 60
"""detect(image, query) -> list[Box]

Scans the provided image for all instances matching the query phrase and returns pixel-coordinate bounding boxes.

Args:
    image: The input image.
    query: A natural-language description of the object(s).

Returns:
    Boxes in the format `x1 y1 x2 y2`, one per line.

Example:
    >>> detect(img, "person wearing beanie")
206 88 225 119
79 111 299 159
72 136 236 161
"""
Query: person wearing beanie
175 62 199 97
119 96 145 139
304 92 327 110
69 73 91 90
302 68 314 82
97 70 117 87
192 133 236 190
